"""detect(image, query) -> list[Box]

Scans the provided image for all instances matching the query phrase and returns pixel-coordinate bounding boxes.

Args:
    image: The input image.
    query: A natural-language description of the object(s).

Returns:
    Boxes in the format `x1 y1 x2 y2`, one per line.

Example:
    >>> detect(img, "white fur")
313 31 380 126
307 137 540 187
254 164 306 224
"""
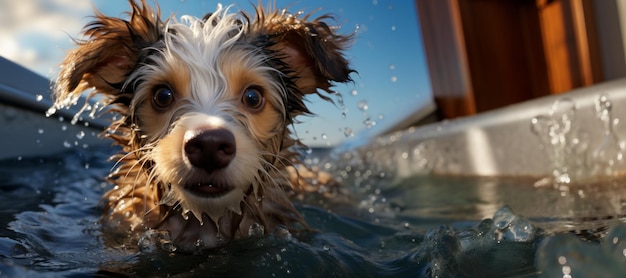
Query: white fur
125 7 285 226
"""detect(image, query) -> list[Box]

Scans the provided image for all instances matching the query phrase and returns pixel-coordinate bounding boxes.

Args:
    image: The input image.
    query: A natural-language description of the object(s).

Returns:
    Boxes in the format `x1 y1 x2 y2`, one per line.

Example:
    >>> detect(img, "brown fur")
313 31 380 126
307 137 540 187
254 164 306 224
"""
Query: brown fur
52 0 353 251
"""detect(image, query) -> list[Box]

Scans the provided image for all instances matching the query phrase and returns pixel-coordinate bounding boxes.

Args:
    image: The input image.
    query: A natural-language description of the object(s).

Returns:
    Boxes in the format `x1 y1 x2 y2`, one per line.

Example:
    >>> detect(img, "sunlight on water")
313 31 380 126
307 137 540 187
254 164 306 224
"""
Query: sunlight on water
2 127 626 276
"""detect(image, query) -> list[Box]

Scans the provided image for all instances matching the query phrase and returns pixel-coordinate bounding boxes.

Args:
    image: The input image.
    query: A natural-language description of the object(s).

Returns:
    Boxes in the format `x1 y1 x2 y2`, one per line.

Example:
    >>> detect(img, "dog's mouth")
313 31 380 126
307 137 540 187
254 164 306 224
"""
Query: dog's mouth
184 181 233 198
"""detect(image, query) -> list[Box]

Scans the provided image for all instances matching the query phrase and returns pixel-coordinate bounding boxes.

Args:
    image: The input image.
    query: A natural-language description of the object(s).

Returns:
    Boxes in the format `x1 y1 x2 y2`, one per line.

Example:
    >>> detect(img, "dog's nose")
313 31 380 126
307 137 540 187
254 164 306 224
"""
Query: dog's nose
184 128 236 172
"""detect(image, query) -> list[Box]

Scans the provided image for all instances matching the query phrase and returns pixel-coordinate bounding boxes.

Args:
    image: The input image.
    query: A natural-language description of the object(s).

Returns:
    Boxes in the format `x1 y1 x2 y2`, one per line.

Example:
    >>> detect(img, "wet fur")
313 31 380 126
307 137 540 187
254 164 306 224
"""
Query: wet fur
52 0 352 251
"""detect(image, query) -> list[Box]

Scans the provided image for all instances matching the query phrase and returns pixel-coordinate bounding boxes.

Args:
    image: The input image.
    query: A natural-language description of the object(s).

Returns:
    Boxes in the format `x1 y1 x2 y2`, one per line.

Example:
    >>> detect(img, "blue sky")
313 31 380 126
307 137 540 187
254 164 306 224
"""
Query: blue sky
0 0 432 147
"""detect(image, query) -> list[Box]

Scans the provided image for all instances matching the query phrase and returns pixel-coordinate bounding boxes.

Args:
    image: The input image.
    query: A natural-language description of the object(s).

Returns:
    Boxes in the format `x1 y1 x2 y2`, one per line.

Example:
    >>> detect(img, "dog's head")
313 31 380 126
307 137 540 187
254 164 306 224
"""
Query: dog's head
52 1 352 224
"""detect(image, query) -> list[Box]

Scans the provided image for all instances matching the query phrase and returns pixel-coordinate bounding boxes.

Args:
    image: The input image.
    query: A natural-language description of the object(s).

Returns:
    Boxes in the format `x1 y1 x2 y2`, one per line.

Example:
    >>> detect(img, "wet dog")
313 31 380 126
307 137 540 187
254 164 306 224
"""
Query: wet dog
52 0 352 250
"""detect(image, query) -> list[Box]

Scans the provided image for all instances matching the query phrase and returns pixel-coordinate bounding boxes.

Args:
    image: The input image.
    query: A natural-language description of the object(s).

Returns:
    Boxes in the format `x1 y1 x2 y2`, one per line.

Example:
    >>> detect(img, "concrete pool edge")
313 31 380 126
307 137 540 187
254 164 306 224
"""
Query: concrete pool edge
0 57 110 160
345 78 626 178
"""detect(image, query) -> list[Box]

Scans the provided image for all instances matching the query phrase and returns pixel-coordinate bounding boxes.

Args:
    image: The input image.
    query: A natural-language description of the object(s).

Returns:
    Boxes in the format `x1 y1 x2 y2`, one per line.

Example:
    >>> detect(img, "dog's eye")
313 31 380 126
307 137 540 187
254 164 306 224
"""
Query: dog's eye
241 87 265 111
152 86 175 109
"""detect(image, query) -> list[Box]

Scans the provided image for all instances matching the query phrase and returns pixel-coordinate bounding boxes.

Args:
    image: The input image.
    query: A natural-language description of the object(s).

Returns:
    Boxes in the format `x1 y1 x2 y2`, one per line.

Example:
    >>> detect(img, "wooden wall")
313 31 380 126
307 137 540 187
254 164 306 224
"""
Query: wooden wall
416 0 602 119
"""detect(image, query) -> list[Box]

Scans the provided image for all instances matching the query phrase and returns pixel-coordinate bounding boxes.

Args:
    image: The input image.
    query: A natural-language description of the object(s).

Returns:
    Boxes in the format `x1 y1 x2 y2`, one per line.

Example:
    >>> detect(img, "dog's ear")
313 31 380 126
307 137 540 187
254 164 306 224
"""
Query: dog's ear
53 0 162 109
253 9 354 97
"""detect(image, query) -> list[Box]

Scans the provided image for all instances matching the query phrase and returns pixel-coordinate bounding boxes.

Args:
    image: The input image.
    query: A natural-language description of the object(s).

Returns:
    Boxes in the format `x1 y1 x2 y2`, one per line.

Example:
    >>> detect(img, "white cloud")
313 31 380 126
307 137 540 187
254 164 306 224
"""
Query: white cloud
0 0 92 78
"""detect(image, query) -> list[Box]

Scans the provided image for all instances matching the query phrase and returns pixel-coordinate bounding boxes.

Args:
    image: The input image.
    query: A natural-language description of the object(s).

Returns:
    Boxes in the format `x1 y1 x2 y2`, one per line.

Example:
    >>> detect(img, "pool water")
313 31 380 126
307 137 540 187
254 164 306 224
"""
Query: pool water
1 147 626 277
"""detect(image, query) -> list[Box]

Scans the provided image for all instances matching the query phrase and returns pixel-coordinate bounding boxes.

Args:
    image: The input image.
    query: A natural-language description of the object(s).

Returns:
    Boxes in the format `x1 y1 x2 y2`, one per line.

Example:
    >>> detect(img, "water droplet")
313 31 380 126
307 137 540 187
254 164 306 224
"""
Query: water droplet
71 116 81 125
37 128 44 134
63 141 72 148
76 131 85 139
61 125 67 131
389 64 395 70
391 26 396 31
35 94 43 102
45 107 56 117
351 89 358 96
357 100 369 111
335 92 344 107
343 127 353 137
391 76 398 83
321 133 328 140
493 205 516 230
363 118 376 128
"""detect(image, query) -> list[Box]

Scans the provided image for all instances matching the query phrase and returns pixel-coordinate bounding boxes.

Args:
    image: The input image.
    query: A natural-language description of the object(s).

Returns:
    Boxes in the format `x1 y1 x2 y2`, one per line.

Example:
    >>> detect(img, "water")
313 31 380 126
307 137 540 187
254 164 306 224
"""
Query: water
1 146 626 277
531 95 626 186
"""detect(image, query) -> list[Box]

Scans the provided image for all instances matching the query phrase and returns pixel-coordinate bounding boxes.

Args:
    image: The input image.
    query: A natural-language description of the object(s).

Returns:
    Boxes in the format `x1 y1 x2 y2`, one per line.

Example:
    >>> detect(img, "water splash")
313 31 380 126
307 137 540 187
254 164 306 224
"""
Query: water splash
587 95 625 176
531 98 577 185
532 94 626 187
491 205 535 242
537 223 626 276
